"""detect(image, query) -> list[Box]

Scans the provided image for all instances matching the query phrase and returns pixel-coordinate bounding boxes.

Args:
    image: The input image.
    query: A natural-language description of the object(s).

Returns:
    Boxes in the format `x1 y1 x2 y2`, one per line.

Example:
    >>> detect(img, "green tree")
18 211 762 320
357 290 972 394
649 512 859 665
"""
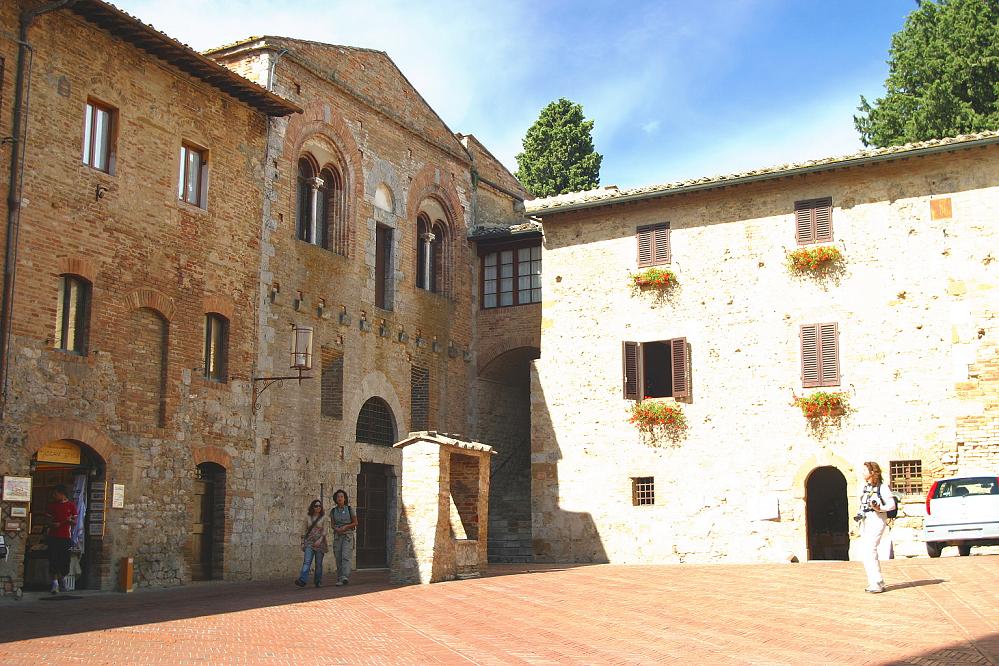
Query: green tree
855 0 999 147
515 98 602 198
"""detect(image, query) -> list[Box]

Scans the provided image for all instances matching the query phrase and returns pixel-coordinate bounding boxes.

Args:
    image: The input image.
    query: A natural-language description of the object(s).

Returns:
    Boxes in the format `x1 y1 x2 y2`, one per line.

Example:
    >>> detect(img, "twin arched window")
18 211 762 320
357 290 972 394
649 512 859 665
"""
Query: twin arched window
416 213 449 295
296 156 347 255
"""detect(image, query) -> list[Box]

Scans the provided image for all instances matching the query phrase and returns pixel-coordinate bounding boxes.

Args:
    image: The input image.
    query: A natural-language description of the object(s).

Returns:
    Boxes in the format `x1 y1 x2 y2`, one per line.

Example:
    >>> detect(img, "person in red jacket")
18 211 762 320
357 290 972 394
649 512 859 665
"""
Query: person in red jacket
45 485 77 594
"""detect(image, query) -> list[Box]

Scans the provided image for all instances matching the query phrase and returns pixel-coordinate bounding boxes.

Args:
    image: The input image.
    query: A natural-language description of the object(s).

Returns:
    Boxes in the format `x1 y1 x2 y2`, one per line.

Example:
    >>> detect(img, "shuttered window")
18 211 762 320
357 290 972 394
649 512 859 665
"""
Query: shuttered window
800 323 840 388
320 347 344 419
794 198 833 245
410 365 430 431
622 338 689 400
636 223 670 267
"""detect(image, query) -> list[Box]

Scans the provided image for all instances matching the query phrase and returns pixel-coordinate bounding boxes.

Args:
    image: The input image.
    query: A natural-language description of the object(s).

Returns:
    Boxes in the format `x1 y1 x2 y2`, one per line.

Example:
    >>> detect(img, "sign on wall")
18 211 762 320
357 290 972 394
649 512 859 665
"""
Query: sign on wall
1 476 31 502
36 440 82 465
111 484 125 509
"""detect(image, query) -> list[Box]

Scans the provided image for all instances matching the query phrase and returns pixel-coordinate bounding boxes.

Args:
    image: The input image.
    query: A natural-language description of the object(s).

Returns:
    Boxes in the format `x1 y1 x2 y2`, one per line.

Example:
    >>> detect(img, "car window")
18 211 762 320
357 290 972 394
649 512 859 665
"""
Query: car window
934 477 998 498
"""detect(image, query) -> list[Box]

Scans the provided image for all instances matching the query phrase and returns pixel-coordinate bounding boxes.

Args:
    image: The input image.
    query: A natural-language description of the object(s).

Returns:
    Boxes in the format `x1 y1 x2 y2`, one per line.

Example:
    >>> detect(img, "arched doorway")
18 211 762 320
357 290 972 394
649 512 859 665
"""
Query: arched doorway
189 462 226 581
478 346 540 562
805 466 850 561
24 440 106 591
355 397 397 569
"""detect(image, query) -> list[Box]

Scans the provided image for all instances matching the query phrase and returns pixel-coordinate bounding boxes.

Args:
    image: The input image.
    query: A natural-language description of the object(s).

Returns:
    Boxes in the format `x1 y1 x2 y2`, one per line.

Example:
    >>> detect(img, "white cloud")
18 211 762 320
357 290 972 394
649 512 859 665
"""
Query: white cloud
641 120 661 135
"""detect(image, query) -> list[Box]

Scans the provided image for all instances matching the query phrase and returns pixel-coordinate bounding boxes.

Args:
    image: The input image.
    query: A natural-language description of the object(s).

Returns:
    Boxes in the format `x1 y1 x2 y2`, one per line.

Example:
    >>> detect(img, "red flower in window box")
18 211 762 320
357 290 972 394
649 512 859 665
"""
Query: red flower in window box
791 391 848 418
787 246 843 272
628 399 687 441
631 267 678 289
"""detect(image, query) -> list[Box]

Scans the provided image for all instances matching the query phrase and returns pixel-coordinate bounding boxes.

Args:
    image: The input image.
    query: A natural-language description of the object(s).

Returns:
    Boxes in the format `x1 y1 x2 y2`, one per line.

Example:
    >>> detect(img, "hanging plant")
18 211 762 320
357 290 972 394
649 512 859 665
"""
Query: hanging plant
630 267 678 289
629 399 687 443
787 246 843 272
791 391 849 418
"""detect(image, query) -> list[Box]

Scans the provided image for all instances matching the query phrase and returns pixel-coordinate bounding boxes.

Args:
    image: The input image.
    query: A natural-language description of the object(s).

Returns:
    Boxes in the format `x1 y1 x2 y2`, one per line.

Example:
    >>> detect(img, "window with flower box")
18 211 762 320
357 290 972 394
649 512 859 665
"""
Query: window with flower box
481 241 541 309
622 338 689 400
795 197 833 245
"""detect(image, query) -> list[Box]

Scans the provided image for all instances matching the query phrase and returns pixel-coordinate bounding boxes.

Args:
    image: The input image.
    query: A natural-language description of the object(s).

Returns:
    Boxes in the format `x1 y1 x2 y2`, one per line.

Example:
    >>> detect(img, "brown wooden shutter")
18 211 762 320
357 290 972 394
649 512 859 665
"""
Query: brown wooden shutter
813 198 833 242
800 324 820 388
818 322 840 386
636 226 653 267
622 341 642 400
794 202 814 245
653 223 670 264
670 337 689 398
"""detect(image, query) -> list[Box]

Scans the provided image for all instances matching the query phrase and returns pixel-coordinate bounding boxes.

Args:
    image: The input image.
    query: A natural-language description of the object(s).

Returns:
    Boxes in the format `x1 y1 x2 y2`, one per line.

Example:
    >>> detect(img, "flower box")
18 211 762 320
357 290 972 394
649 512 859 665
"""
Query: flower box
791 391 848 418
787 246 842 272
631 267 678 289
629 399 687 437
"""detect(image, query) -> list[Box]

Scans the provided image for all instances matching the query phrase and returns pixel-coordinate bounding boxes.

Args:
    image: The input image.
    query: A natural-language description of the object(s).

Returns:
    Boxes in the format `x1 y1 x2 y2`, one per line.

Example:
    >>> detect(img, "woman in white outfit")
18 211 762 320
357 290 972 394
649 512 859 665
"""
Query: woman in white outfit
858 461 896 593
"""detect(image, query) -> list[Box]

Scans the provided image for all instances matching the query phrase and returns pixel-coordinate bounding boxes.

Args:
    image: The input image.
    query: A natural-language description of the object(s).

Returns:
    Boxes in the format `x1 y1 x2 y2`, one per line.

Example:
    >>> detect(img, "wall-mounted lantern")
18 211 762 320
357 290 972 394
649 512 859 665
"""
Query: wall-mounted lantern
252 324 314 412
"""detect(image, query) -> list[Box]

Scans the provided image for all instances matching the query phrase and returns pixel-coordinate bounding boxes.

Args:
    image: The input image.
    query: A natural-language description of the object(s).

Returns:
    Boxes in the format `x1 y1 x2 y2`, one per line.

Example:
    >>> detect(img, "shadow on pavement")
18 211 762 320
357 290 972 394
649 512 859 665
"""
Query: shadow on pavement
897 631 999 665
884 578 945 592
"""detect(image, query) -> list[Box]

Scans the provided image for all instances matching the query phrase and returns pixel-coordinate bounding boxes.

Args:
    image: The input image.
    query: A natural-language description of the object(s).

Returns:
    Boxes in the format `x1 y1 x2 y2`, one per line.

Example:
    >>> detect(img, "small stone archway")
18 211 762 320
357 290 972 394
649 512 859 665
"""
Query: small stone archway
804 466 850 561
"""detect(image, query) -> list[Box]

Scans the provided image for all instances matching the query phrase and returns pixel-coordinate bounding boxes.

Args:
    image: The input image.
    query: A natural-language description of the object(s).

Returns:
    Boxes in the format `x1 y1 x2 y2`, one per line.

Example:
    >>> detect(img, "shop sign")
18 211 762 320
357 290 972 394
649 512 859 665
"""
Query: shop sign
36 440 81 465
112 484 125 509
1 476 31 502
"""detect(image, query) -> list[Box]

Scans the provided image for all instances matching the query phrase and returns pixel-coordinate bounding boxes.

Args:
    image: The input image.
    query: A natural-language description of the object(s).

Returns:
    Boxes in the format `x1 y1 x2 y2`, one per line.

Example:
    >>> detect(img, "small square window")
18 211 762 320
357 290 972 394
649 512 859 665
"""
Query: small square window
890 460 923 495
632 477 655 506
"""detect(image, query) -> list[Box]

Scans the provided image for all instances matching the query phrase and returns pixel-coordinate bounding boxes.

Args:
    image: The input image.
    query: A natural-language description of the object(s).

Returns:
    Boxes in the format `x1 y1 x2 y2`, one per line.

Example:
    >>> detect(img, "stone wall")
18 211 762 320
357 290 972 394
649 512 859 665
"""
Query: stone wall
531 146 999 564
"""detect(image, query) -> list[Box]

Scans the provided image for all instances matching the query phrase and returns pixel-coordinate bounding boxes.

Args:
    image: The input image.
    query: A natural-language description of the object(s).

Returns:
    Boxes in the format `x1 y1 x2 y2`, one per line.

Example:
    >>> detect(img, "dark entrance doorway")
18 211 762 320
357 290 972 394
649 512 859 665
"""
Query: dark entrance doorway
189 462 225 581
805 466 850 561
355 462 390 568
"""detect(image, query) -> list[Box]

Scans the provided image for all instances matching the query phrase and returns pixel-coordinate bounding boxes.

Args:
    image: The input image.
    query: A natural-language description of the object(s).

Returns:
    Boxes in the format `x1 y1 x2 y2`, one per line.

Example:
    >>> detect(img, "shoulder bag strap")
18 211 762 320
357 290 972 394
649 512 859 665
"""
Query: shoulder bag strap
303 515 322 541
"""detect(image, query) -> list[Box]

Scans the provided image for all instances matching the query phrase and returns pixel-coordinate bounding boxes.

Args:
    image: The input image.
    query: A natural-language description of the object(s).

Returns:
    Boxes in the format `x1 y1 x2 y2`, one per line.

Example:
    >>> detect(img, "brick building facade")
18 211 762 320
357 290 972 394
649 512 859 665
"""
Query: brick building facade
526 133 999 564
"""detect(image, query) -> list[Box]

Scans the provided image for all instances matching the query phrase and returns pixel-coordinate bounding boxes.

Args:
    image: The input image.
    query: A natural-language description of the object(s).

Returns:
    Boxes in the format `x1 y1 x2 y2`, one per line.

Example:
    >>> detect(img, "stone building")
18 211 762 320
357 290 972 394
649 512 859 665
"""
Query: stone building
0 0 298 591
526 133 999 564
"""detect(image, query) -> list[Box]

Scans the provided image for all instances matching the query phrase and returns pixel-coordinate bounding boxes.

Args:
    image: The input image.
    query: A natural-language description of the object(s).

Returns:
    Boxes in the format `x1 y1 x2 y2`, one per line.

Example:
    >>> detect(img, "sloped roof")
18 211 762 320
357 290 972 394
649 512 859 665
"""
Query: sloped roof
458 133 528 200
526 131 999 216
207 36 470 162
395 431 495 454
67 1 300 116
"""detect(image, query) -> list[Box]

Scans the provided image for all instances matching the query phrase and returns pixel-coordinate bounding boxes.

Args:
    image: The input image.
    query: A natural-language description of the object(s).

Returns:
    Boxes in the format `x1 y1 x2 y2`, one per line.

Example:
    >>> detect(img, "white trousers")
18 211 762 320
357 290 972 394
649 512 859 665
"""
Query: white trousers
861 512 888 588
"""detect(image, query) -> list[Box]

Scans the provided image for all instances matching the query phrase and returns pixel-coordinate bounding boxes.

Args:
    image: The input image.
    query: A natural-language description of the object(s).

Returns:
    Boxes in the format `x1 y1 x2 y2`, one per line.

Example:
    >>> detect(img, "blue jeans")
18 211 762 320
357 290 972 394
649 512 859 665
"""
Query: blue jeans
298 545 324 584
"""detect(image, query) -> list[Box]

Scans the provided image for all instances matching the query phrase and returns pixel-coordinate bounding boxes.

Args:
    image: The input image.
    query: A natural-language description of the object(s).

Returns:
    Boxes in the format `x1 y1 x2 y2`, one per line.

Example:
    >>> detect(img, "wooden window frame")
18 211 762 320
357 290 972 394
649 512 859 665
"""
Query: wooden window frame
178 143 208 208
203 313 229 383
479 239 541 309
794 197 833 245
82 99 116 174
637 222 670 267
890 460 923 496
800 322 840 388
55 275 91 355
622 337 689 400
375 224 393 310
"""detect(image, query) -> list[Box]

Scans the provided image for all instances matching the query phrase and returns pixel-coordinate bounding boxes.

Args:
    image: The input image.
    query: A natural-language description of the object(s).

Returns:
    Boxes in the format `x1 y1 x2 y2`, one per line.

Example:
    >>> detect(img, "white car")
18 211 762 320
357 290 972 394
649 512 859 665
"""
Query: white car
924 475 999 557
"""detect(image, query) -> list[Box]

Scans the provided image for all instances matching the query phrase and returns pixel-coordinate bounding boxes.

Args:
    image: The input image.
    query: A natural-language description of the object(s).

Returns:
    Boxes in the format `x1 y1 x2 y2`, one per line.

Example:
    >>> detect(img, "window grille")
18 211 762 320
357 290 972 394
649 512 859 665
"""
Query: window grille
632 477 655 506
356 397 396 447
890 460 923 495
203 313 229 382
411 365 430 431
55 275 90 354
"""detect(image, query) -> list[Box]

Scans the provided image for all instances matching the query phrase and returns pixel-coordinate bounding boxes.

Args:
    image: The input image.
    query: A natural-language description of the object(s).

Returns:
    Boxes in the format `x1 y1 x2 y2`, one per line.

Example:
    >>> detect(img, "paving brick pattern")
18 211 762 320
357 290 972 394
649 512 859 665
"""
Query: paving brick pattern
0 558 996 664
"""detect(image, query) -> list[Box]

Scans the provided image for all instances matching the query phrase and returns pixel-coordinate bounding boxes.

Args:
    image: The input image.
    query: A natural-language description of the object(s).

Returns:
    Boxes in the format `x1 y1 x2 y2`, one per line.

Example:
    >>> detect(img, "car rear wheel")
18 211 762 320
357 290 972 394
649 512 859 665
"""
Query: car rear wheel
958 545 972 557
926 542 943 558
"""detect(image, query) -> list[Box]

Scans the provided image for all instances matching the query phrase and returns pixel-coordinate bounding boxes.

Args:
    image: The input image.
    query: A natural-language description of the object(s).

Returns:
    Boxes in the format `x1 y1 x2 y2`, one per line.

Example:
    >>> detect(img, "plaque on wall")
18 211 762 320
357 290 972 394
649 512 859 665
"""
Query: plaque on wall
111 484 125 509
36 440 82 465
2 476 31 502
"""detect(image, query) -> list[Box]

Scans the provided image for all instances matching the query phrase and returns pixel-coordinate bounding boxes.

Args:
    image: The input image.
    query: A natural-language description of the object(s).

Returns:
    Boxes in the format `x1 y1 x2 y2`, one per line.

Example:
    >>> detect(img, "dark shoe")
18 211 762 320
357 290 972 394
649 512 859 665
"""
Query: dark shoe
341 579 348 586
314 581 322 588
294 579 306 587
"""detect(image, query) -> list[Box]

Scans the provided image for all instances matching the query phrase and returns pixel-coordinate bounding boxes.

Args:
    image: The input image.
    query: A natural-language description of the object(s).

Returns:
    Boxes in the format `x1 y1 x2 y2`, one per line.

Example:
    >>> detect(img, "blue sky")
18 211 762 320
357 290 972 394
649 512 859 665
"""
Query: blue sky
113 0 915 190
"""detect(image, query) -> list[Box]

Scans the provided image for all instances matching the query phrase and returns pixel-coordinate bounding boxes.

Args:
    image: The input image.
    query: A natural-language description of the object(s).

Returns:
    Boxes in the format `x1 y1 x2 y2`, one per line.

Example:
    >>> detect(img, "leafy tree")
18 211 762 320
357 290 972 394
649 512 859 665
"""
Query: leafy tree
516 98 602 198
855 0 999 147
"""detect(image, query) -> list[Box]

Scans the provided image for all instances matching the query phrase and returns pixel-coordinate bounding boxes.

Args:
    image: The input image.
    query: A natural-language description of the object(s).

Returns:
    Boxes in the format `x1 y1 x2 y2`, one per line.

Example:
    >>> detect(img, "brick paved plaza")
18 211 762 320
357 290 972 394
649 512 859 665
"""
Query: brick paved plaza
0 557 996 665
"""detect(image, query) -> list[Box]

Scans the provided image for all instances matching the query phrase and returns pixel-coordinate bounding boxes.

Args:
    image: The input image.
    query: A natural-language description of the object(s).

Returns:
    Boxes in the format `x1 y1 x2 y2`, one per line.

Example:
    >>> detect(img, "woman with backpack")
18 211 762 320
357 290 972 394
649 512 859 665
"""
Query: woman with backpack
858 461 896 594
330 489 357 586
295 499 327 588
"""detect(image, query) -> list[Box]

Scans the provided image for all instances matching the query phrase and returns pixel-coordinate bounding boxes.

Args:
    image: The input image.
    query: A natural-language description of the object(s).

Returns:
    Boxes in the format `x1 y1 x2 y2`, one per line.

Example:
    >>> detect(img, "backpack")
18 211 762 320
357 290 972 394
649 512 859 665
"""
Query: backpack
877 487 900 519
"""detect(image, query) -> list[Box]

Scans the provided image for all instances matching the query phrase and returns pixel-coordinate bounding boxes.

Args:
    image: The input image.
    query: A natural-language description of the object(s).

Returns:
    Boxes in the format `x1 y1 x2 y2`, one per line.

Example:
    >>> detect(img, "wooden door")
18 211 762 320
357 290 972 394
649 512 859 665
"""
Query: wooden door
190 477 214 580
356 463 389 568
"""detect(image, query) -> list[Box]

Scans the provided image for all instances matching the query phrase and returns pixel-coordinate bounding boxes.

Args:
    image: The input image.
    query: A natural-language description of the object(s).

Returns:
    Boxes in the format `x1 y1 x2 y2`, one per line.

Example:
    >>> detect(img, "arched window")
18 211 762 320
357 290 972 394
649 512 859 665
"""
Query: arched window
431 221 448 295
55 274 91 354
416 213 434 292
321 165 347 255
355 397 396 447
296 157 317 244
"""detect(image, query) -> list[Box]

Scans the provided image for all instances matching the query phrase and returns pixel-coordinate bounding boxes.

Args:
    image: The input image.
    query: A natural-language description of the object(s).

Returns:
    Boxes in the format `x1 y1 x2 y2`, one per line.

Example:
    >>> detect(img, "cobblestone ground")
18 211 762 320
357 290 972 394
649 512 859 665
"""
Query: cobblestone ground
0 556 996 665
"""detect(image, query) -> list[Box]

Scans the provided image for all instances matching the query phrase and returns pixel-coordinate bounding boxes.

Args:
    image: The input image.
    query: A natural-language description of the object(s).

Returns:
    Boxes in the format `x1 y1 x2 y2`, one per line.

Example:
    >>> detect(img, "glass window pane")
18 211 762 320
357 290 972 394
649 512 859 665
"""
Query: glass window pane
532 260 542 275
186 149 200 203
518 288 530 303
500 292 513 306
500 250 513 263
94 108 110 171
55 279 66 348
531 246 541 260
65 280 79 349
531 288 541 302
484 278 496 295
518 259 530 276
500 277 512 293
178 147 187 199
500 263 513 278
531 274 542 289
484 293 496 308
518 247 530 261
82 104 93 165
485 253 496 267
518 276 531 290
484 266 496 280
